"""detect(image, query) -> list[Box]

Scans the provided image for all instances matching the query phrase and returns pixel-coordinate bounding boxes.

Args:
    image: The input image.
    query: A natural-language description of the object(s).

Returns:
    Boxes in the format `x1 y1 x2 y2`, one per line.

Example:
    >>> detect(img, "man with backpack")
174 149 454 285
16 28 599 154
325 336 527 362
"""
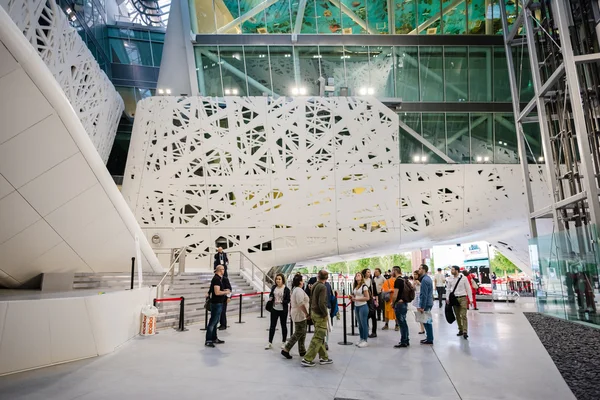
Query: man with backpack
391 266 414 348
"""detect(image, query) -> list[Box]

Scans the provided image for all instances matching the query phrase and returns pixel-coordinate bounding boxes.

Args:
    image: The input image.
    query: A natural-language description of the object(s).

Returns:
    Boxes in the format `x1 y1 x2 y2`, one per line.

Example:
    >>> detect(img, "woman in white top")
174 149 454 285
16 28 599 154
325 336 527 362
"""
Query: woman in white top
281 274 309 359
266 273 291 349
411 270 425 334
349 272 371 347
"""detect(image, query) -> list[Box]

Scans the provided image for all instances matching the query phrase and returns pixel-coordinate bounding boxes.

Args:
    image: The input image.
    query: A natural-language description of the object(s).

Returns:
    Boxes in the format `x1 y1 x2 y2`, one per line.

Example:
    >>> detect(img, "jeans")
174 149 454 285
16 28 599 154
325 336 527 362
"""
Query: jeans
423 306 434 342
219 300 228 327
356 304 369 341
206 302 223 343
394 302 409 344
268 308 288 343
304 313 328 362
284 319 307 354
436 287 445 307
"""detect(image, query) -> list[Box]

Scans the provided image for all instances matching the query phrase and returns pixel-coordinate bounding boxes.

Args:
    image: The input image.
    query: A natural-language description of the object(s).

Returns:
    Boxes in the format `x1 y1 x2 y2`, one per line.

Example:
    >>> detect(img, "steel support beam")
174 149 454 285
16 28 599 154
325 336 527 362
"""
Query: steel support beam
553 0 600 227
399 120 455 163
500 0 537 237
523 9 564 231
293 0 308 35
573 53 600 63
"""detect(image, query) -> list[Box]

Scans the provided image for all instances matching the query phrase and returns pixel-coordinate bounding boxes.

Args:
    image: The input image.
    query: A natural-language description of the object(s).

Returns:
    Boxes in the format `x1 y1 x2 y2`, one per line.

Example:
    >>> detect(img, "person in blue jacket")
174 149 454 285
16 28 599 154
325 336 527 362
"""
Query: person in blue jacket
416 264 434 345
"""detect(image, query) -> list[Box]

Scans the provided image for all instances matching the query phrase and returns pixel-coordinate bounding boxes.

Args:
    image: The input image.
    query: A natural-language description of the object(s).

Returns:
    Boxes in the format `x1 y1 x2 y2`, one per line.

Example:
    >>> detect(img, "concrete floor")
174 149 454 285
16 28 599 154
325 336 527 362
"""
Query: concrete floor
0 299 576 400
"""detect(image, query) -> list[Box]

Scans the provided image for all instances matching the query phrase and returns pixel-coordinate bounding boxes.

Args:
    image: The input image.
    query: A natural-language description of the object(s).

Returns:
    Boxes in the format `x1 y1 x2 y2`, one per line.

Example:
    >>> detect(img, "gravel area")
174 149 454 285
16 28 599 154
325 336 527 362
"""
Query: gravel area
525 312 600 400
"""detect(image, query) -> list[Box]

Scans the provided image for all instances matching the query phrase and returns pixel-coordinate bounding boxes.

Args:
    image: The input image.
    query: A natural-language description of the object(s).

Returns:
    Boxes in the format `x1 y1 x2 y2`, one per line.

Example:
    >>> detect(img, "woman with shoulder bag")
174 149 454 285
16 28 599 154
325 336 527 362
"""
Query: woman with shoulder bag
266 273 291 349
349 272 371 348
411 271 425 334
361 268 378 338
281 274 310 359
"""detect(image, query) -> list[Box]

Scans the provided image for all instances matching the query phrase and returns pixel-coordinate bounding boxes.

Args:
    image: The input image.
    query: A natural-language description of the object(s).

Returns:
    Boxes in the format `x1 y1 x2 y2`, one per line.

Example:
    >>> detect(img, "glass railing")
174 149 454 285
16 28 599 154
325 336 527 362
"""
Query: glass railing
529 224 600 325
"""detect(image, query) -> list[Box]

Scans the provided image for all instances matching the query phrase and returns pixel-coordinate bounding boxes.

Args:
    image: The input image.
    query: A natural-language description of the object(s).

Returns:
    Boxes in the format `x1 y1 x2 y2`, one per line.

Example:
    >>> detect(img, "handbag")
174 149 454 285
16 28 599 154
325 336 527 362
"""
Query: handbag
365 285 376 318
445 303 456 324
448 276 463 307
203 295 211 310
266 285 275 312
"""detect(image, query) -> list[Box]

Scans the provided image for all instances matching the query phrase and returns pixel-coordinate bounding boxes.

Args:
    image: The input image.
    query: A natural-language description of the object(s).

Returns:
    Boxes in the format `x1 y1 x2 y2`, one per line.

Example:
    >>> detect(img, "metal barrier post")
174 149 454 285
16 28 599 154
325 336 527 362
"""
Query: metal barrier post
338 288 353 346
130 257 135 290
200 303 208 331
235 294 245 324
258 292 265 318
153 298 157 307
349 301 358 336
176 297 188 332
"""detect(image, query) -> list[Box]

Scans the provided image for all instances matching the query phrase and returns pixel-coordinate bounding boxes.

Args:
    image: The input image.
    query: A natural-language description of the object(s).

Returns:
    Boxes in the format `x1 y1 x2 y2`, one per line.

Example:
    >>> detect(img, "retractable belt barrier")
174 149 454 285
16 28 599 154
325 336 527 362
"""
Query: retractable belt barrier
337 288 353 346
153 297 188 332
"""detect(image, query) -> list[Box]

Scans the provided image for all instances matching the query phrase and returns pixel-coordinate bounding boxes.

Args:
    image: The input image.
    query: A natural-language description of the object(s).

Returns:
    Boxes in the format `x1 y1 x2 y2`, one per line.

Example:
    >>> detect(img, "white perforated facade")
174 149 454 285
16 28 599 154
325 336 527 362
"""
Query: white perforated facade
122 96 551 273
1 0 123 162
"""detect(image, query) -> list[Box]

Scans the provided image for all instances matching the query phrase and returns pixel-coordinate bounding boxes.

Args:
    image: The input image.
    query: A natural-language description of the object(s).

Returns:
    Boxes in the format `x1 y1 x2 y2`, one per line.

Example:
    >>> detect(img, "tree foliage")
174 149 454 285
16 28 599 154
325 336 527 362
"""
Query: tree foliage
490 252 520 274
300 253 413 276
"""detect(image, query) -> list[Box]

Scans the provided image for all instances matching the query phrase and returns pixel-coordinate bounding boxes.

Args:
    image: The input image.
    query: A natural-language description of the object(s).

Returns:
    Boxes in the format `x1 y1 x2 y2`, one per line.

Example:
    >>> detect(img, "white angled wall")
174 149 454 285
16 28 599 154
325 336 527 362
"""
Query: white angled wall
0 0 123 163
122 96 551 274
0 7 162 287
0 288 152 376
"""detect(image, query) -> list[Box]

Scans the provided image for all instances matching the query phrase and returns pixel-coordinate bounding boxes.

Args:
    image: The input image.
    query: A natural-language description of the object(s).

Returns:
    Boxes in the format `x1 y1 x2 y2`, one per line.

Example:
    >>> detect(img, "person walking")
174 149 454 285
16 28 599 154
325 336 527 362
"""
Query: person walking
205 265 230 347
447 266 473 339
381 269 397 330
463 270 479 310
417 264 434 345
373 268 385 321
266 273 291 349
391 266 413 348
301 270 333 367
350 271 371 348
213 247 229 278
361 268 378 338
434 268 446 308
411 270 425 335
281 273 309 359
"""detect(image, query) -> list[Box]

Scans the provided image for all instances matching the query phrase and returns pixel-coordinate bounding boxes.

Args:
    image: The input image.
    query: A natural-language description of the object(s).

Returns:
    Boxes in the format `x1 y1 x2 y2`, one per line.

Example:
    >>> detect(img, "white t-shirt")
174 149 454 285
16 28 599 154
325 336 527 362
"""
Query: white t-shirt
353 284 369 307
290 287 309 322
373 275 385 294
434 273 445 287
273 286 285 311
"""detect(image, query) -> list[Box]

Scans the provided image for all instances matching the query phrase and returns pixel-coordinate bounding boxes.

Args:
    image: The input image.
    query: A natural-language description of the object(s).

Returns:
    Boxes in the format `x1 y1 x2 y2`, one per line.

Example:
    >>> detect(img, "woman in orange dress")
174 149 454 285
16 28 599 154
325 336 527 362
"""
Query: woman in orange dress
381 275 397 330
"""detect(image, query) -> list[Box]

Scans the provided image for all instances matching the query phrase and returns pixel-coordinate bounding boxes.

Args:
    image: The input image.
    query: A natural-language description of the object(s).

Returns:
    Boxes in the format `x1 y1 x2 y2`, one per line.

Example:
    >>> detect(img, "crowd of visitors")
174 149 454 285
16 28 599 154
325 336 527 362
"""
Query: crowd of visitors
204 247 481 366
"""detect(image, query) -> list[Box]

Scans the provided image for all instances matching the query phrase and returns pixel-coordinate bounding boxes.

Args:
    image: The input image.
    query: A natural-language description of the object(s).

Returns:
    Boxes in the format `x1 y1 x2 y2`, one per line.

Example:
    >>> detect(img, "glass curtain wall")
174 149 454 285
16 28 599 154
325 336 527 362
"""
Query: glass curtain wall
195 45 522 101
400 112 522 164
189 0 519 35
107 27 165 67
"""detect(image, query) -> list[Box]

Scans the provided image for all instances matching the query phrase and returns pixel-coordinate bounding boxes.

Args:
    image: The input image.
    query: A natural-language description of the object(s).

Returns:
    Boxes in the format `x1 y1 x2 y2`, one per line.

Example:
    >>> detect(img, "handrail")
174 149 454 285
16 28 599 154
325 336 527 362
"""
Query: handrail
226 250 275 290
155 247 186 299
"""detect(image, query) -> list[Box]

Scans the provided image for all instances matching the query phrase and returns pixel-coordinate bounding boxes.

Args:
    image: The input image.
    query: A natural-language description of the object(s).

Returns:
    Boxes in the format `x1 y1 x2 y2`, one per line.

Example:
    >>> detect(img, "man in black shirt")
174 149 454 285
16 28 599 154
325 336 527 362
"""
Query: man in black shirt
205 265 230 347
391 266 410 348
214 247 229 278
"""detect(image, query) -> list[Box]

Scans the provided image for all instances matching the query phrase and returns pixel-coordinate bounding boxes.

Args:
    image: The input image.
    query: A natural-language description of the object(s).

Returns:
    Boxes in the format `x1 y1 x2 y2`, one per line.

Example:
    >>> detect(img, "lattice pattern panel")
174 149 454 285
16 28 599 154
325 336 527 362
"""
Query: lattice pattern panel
2 0 123 162
123 96 550 269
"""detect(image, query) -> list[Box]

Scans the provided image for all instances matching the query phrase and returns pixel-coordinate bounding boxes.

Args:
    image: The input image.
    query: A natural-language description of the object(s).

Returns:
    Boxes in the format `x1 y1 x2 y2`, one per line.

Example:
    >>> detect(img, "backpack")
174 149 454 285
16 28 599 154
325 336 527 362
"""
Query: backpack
401 279 416 303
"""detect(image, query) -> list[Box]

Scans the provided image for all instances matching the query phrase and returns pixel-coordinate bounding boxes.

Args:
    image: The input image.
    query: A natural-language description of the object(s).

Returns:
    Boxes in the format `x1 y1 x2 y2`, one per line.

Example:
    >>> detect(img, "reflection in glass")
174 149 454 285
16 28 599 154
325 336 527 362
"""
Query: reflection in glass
469 47 492 101
319 46 347 92
264 0 293 33
399 113 422 163
446 113 470 162
340 0 367 34
444 46 468 101
344 46 370 96
420 47 444 101
513 47 534 102
418 0 441 35
195 46 223 96
218 46 249 96
298 0 319 33
522 118 542 163
494 114 518 163
470 113 493 162
370 46 395 97
296 46 322 96
244 46 272 96
395 47 419 101
269 46 296 96
422 113 447 154
493 47 511 102
367 0 390 34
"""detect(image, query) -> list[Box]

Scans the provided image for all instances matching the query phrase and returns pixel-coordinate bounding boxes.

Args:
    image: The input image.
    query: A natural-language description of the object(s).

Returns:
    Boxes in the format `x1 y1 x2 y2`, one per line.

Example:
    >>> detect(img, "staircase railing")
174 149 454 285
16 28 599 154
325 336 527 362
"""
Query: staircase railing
227 250 274 293
155 247 186 299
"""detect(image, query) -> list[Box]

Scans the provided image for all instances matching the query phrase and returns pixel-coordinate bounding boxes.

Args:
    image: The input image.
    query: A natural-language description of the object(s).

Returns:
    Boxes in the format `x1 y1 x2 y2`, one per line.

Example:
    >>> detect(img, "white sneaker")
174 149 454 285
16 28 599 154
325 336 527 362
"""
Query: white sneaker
265 343 272 350
357 341 369 348
355 340 362 347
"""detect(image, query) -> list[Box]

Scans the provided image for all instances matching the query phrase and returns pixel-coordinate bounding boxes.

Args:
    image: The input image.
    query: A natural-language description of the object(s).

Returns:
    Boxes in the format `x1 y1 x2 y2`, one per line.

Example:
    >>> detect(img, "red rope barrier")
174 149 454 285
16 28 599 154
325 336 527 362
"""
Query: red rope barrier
154 297 183 302
231 291 269 298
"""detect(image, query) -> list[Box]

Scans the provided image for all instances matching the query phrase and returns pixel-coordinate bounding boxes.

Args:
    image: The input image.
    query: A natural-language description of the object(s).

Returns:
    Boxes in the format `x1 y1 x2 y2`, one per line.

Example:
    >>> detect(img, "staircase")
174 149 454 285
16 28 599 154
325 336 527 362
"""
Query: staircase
73 272 264 329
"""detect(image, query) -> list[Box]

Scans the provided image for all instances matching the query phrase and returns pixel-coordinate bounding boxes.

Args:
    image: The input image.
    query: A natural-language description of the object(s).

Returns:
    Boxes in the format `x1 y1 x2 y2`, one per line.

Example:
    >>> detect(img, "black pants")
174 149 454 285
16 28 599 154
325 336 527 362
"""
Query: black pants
376 294 383 320
437 287 445 307
268 308 288 343
219 300 228 327
369 307 377 334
